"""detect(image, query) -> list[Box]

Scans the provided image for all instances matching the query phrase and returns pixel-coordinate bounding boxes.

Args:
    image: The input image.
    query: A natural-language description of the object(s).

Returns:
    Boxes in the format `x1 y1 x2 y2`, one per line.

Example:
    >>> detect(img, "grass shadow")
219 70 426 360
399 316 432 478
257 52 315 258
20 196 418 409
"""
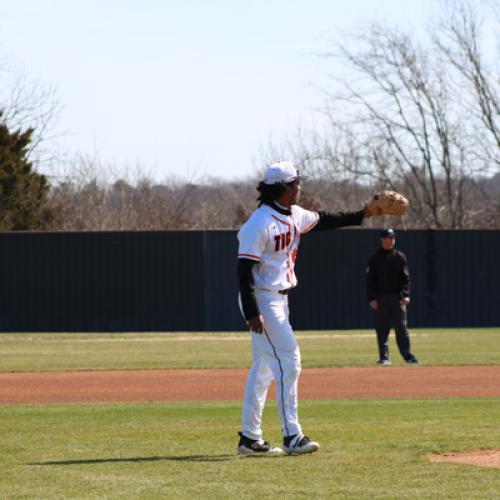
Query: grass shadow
27 452 291 465
28 454 237 465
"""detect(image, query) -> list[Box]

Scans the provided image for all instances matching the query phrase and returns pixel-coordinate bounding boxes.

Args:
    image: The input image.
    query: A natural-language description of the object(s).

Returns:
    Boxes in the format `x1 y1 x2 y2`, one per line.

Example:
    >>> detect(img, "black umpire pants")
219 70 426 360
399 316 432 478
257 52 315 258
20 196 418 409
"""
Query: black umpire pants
374 294 413 361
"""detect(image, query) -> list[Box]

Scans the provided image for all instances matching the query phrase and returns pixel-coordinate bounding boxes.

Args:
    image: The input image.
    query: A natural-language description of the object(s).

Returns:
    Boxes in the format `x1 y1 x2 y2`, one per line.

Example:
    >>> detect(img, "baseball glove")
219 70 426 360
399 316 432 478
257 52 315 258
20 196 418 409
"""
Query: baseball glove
366 190 409 216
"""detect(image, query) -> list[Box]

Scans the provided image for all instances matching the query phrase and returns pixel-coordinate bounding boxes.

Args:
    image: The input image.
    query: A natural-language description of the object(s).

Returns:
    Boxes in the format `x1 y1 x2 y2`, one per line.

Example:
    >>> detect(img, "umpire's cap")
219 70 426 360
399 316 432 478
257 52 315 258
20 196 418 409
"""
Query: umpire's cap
380 228 395 238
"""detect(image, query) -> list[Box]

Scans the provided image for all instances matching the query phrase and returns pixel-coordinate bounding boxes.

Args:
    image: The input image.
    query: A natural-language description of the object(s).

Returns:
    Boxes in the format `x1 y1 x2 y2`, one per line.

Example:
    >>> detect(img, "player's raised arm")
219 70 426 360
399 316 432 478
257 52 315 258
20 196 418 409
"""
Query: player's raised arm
310 209 366 231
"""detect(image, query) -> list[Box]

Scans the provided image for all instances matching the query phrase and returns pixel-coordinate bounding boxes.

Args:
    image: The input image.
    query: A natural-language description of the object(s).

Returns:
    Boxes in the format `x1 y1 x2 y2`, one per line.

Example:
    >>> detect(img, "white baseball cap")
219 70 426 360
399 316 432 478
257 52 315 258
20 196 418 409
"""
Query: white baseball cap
263 161 300 185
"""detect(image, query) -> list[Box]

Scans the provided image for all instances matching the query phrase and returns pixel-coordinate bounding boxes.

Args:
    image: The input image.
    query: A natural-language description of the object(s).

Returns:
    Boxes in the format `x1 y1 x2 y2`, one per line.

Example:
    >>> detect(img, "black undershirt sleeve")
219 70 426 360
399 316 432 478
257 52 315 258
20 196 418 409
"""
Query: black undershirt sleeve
238 258 260 321
311 209 365 231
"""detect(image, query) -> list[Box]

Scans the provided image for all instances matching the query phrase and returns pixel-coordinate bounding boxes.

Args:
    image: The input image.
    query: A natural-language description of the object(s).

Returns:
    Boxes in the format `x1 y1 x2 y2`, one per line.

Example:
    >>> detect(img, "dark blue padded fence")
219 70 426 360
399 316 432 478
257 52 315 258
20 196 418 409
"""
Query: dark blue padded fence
0 229 498 331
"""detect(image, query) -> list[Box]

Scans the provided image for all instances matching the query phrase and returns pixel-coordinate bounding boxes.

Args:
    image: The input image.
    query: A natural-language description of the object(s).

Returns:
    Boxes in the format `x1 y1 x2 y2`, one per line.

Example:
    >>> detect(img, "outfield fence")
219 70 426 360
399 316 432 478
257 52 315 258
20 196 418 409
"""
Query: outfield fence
0 229 498 331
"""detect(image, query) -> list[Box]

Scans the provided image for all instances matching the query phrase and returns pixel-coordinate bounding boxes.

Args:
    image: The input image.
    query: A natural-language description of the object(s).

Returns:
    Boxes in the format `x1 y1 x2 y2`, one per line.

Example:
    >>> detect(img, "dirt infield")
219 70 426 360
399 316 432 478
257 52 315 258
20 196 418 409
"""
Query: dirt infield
1 365 499 405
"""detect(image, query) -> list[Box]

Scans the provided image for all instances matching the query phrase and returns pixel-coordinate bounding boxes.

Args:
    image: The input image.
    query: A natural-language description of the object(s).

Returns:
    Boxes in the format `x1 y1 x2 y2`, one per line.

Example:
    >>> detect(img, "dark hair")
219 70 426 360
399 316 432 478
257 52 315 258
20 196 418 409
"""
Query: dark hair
256 181 287 205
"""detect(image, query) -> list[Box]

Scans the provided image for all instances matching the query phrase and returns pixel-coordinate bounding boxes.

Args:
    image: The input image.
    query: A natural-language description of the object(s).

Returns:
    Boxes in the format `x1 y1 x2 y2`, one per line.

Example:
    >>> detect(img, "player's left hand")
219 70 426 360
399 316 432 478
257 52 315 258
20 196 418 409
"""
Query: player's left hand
365 190 409 217
400 297 410 305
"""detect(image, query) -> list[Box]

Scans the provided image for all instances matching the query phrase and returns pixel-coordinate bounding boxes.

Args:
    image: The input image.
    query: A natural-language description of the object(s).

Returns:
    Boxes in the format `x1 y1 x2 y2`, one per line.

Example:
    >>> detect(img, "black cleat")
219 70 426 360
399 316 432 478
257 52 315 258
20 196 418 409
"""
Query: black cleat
283 434 320 455
237 432 283 455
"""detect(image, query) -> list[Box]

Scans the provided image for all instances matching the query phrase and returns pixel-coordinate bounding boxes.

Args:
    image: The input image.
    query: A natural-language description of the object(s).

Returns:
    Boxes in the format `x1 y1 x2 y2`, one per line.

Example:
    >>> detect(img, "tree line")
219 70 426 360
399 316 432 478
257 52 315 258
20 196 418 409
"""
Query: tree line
50 172 500 230
0 0 498 231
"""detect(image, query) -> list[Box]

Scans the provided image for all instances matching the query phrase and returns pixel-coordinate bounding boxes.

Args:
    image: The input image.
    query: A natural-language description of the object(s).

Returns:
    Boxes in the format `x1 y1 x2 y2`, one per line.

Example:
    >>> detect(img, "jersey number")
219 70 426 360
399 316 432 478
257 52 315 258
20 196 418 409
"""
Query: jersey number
274 231 291 251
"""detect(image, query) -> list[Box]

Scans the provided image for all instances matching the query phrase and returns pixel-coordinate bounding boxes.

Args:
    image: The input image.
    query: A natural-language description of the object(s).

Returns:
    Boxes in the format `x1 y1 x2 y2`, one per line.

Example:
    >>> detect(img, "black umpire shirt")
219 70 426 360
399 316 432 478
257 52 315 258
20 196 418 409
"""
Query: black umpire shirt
366 248 410 301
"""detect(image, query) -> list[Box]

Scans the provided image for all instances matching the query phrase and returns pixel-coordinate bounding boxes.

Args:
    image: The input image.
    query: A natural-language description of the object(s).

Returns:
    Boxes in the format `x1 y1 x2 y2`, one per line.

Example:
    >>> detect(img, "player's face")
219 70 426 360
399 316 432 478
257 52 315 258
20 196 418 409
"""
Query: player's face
381 236 395 250
284 179 301 206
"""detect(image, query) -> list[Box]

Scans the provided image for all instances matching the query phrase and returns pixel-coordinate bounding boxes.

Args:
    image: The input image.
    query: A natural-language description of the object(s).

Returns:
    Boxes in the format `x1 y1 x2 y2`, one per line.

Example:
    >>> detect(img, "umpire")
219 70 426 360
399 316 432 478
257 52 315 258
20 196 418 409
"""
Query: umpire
366 228 420 366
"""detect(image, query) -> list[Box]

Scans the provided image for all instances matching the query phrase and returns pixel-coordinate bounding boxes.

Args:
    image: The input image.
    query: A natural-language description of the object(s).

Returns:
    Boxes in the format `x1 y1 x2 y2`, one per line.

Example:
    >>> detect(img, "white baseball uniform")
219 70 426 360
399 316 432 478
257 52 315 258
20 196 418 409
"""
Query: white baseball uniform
237 203 319 439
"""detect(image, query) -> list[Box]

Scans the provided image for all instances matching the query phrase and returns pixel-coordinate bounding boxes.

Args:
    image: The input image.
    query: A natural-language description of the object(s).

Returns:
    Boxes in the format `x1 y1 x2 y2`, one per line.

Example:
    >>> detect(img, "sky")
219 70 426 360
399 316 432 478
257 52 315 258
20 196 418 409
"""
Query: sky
0 0 437 183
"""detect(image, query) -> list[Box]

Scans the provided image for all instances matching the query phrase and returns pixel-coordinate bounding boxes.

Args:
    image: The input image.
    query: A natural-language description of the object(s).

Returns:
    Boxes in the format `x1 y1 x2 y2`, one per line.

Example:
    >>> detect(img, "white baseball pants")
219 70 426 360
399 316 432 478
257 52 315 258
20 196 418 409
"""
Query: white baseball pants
240 289 302 440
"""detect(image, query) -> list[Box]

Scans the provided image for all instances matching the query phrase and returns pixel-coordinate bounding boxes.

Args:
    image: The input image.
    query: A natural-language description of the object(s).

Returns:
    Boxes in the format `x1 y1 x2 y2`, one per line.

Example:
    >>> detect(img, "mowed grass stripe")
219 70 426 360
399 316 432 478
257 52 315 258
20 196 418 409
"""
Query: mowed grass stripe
0 328 499 372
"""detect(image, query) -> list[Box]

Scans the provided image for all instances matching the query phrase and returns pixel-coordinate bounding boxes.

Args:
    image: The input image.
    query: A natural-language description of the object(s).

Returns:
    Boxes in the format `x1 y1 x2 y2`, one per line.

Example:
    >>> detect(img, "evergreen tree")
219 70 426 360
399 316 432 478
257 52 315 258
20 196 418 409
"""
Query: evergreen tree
0 113 54 229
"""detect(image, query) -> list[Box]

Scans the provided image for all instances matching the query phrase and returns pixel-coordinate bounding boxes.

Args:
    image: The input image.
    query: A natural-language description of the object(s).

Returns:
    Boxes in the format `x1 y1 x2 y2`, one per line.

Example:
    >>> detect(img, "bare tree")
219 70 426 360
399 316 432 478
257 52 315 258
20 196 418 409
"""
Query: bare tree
48 154 111 230
314 0 499 228
49 153 212 230
48 157 500 231
0 58 62 167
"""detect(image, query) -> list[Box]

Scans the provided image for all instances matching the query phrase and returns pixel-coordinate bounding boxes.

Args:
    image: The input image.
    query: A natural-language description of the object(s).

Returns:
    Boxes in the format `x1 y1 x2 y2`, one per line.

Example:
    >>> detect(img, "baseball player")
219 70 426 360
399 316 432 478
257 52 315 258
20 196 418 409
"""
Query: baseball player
236 161 374 455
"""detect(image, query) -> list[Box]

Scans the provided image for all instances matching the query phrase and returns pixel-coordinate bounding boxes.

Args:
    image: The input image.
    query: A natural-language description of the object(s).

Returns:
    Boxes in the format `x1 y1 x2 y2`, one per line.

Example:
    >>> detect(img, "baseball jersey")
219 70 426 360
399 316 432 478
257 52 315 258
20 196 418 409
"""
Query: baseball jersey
237 204 319 291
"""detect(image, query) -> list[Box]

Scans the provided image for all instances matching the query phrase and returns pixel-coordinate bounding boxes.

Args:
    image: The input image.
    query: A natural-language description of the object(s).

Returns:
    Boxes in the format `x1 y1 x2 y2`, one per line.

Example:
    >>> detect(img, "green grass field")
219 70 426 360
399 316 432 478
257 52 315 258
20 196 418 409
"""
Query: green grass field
0 328 499 371
1 400 499 498
1 328 499 498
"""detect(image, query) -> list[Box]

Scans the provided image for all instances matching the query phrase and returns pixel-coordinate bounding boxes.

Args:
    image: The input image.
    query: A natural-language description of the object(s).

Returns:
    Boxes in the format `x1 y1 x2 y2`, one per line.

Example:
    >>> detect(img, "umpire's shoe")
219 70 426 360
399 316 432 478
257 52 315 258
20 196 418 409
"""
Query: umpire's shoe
283 434 320 455
376 359 391 366
237 432 284 455
405 357 421 365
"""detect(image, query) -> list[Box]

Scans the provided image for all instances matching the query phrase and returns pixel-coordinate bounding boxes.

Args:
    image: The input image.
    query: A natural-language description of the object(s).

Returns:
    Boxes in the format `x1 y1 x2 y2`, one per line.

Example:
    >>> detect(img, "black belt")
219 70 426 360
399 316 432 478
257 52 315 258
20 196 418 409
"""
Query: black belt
255 288 291 295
